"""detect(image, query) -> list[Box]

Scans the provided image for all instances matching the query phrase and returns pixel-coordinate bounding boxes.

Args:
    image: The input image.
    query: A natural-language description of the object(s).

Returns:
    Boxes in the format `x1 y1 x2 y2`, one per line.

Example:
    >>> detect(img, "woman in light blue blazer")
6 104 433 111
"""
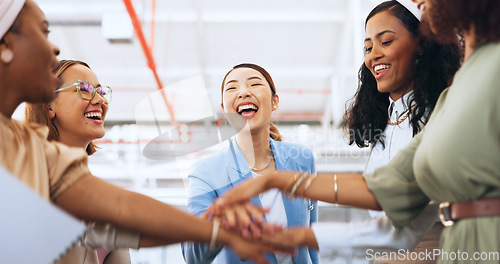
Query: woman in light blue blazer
182 63 318 264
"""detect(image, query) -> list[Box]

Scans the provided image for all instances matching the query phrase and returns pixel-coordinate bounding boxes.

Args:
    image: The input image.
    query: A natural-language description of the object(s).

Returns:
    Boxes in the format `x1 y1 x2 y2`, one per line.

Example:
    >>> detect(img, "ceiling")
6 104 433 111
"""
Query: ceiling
36 0 383 125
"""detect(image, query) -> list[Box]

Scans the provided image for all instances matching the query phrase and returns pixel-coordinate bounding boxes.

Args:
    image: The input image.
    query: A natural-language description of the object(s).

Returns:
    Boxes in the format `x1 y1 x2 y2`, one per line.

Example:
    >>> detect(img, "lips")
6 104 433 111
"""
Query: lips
417 2 426 12
373 63 391 80
84 110 103 122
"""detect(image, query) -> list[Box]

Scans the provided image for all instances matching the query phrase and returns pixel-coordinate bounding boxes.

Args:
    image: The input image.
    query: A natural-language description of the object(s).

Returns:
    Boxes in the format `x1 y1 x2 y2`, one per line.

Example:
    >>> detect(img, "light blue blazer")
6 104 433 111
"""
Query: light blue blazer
182 138 318 264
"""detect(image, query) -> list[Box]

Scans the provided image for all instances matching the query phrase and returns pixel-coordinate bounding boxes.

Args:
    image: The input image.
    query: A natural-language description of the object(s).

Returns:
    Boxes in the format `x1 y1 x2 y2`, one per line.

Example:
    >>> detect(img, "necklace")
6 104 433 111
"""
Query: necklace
250 155 274 172
387 105 416 125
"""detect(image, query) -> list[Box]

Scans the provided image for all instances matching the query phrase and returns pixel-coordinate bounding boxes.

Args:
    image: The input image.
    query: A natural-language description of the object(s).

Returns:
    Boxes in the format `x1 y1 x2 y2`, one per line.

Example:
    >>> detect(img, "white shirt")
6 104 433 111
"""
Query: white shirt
253 172 292 264
312 91 439 262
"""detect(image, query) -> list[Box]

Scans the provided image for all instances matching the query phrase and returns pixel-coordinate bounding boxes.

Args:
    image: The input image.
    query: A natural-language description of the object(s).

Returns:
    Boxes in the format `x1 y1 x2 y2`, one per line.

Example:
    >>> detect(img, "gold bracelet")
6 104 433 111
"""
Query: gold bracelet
301 173 317 197
209 217 220 250
334 174 338 204
289 172 309 198
284 172 300 194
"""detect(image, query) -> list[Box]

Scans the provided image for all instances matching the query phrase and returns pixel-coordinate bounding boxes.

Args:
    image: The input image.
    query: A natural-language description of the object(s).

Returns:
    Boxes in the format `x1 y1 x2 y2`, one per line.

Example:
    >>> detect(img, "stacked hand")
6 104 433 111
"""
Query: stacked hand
202 170 318 262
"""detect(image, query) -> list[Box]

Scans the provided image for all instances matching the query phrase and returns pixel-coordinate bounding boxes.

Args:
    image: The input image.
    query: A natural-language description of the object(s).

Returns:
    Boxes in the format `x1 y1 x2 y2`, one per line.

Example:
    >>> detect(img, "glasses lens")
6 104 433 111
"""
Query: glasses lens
78 82 95 100
97 86 112 103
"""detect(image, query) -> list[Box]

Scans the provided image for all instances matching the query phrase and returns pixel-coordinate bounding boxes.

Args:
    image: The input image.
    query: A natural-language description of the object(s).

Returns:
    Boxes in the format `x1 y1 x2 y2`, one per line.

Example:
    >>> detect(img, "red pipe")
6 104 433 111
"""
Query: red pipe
150 0 156 52
123 0 179 128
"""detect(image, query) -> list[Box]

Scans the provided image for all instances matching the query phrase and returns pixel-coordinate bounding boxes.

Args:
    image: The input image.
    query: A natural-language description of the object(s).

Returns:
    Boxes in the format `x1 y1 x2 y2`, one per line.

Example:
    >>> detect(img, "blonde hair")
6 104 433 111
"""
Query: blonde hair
221 63 283 141
24 60 98 155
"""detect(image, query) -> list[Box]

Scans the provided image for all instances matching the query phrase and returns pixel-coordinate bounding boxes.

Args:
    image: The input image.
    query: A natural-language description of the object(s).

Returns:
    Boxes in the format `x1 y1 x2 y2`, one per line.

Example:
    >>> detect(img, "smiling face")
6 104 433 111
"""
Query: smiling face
222 67 278 134
0 0 60 115
364 10 418 100
49 64 109 148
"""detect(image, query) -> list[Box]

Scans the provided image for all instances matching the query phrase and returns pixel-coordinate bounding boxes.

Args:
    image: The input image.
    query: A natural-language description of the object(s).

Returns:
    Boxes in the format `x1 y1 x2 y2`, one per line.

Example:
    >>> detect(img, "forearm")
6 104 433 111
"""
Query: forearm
55 175 217 245
268 172 381 210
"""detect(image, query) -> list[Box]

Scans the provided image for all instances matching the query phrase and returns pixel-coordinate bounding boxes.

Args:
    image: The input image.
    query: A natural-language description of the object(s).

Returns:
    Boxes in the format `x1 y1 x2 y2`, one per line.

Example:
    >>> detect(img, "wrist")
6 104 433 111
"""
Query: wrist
301 228 319 249
215 226 234 247
266 171 290 190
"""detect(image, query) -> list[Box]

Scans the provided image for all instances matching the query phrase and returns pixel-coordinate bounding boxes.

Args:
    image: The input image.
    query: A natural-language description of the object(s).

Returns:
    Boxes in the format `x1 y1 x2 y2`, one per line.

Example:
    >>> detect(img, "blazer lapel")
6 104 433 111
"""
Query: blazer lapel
225 138 251 184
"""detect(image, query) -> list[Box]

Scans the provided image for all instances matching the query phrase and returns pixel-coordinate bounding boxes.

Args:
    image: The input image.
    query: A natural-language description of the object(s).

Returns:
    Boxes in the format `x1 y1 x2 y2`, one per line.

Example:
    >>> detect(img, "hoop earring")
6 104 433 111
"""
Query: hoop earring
1 49 14 64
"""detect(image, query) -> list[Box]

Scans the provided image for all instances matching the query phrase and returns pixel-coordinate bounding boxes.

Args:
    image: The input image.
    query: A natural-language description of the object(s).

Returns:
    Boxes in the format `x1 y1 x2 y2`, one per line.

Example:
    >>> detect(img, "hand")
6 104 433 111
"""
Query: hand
261 227 319 249
203 201 275 239
227 232 295 264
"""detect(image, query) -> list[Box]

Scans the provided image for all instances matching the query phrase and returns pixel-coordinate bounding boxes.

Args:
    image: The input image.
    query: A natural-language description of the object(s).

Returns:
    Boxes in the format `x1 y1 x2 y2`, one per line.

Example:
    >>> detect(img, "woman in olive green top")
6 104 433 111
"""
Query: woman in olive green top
207 0 500 263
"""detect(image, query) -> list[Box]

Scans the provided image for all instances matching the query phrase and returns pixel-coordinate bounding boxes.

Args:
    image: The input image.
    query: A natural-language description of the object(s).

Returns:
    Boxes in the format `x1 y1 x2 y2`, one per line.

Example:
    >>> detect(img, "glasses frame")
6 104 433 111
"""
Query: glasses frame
55 80 112 104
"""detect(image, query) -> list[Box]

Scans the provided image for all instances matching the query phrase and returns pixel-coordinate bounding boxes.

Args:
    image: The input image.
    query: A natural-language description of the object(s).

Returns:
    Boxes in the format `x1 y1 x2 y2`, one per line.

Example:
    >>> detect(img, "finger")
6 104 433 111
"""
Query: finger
262 223 283 235
248 221 262 238
245 203 265 224
200 207 213 220
235 204 252 229
224 207 237 228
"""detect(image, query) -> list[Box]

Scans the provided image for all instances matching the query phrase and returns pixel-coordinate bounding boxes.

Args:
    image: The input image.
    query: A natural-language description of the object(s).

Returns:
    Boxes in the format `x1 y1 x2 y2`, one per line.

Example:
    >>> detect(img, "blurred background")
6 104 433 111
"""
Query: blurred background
15 0 387 263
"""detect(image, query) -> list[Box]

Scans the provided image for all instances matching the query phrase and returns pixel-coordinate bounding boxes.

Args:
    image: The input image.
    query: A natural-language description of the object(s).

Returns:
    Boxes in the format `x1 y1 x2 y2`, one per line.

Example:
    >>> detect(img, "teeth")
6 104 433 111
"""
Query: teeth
237 104 258 112
85 112 102 119
374 64 391 72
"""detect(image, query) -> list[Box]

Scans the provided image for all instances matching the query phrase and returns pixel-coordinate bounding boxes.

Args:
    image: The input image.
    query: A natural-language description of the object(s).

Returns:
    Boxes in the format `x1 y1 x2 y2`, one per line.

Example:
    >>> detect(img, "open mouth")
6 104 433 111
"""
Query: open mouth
374 64 391 79
237 103 259 118
84 112 103 121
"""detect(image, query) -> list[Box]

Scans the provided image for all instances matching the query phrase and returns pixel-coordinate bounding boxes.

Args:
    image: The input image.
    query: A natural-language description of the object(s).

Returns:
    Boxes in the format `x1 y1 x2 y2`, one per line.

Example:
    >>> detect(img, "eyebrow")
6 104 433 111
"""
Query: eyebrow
224 76 263 86
364 30 397 42
247 76 263 81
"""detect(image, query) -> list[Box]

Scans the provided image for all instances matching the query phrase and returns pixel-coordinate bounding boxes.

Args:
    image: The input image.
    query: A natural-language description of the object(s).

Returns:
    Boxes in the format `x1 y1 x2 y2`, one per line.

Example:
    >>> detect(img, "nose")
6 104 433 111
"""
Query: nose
237 86 251 99
90 92 106 105
368 44 383 62
51 42 60 56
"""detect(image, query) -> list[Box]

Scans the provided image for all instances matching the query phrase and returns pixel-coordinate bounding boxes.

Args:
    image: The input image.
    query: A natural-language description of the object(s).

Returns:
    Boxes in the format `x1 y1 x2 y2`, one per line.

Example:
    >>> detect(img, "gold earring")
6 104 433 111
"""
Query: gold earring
1 49 14 64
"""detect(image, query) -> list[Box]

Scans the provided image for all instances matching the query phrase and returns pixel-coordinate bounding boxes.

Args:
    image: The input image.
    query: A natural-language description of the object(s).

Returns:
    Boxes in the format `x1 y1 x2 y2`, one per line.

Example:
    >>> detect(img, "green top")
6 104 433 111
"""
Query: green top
365 42 500 264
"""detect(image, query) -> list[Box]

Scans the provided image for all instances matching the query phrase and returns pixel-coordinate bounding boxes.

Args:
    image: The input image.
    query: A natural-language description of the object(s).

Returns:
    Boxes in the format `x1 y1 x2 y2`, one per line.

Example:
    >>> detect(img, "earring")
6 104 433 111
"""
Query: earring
273 106 277 110
1 49 14 64
47 105 53 110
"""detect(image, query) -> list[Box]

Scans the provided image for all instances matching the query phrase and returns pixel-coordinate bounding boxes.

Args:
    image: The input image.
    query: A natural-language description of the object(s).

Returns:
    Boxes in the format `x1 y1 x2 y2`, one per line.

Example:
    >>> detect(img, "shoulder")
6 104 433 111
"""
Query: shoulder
188 146 229 179
274 140 314 160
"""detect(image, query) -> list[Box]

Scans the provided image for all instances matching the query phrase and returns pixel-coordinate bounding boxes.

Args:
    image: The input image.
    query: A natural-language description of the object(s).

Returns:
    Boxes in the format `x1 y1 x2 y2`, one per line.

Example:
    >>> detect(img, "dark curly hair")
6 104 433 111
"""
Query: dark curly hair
342 0 461 148
425 0 500 46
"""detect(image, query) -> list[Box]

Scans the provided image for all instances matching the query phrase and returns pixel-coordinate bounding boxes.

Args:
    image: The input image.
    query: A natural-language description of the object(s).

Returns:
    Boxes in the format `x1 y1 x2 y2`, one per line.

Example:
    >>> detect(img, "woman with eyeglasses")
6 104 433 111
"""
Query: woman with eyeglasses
25 59 133 264
0 1 281 264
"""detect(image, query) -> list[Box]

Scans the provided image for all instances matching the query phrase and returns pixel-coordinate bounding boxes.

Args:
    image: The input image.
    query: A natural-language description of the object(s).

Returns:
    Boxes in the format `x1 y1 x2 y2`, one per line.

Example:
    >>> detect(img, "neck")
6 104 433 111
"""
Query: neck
463 27 476 62
235 125 273 169
389 85 413 101
0 90 21 119
58 133 90 151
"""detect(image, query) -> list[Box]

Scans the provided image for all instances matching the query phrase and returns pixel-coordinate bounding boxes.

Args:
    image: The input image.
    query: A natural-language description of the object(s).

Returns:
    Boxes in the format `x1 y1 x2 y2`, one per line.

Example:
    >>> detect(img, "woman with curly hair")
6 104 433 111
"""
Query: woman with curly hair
210 0 500 262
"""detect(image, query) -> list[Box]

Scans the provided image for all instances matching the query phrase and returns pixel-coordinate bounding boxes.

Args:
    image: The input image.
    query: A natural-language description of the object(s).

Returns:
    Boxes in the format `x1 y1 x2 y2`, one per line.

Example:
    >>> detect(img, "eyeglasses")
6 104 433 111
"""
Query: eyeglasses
55 80 112 104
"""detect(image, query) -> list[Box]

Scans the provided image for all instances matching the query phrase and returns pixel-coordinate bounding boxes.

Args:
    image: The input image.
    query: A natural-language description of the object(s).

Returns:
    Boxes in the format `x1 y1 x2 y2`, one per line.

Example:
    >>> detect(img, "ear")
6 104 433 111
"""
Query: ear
272 94 279 111
0 42 14 64
46 104 56 119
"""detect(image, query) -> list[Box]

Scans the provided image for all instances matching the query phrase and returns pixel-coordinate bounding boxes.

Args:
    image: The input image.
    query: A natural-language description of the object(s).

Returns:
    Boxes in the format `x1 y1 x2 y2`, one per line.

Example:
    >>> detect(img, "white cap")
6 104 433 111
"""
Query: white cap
0 0 26 39
396 0 422 21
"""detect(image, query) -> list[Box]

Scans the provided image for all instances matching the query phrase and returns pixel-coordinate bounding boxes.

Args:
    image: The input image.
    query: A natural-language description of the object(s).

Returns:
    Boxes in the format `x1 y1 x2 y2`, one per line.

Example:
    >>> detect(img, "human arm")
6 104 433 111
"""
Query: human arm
207 172 382 218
